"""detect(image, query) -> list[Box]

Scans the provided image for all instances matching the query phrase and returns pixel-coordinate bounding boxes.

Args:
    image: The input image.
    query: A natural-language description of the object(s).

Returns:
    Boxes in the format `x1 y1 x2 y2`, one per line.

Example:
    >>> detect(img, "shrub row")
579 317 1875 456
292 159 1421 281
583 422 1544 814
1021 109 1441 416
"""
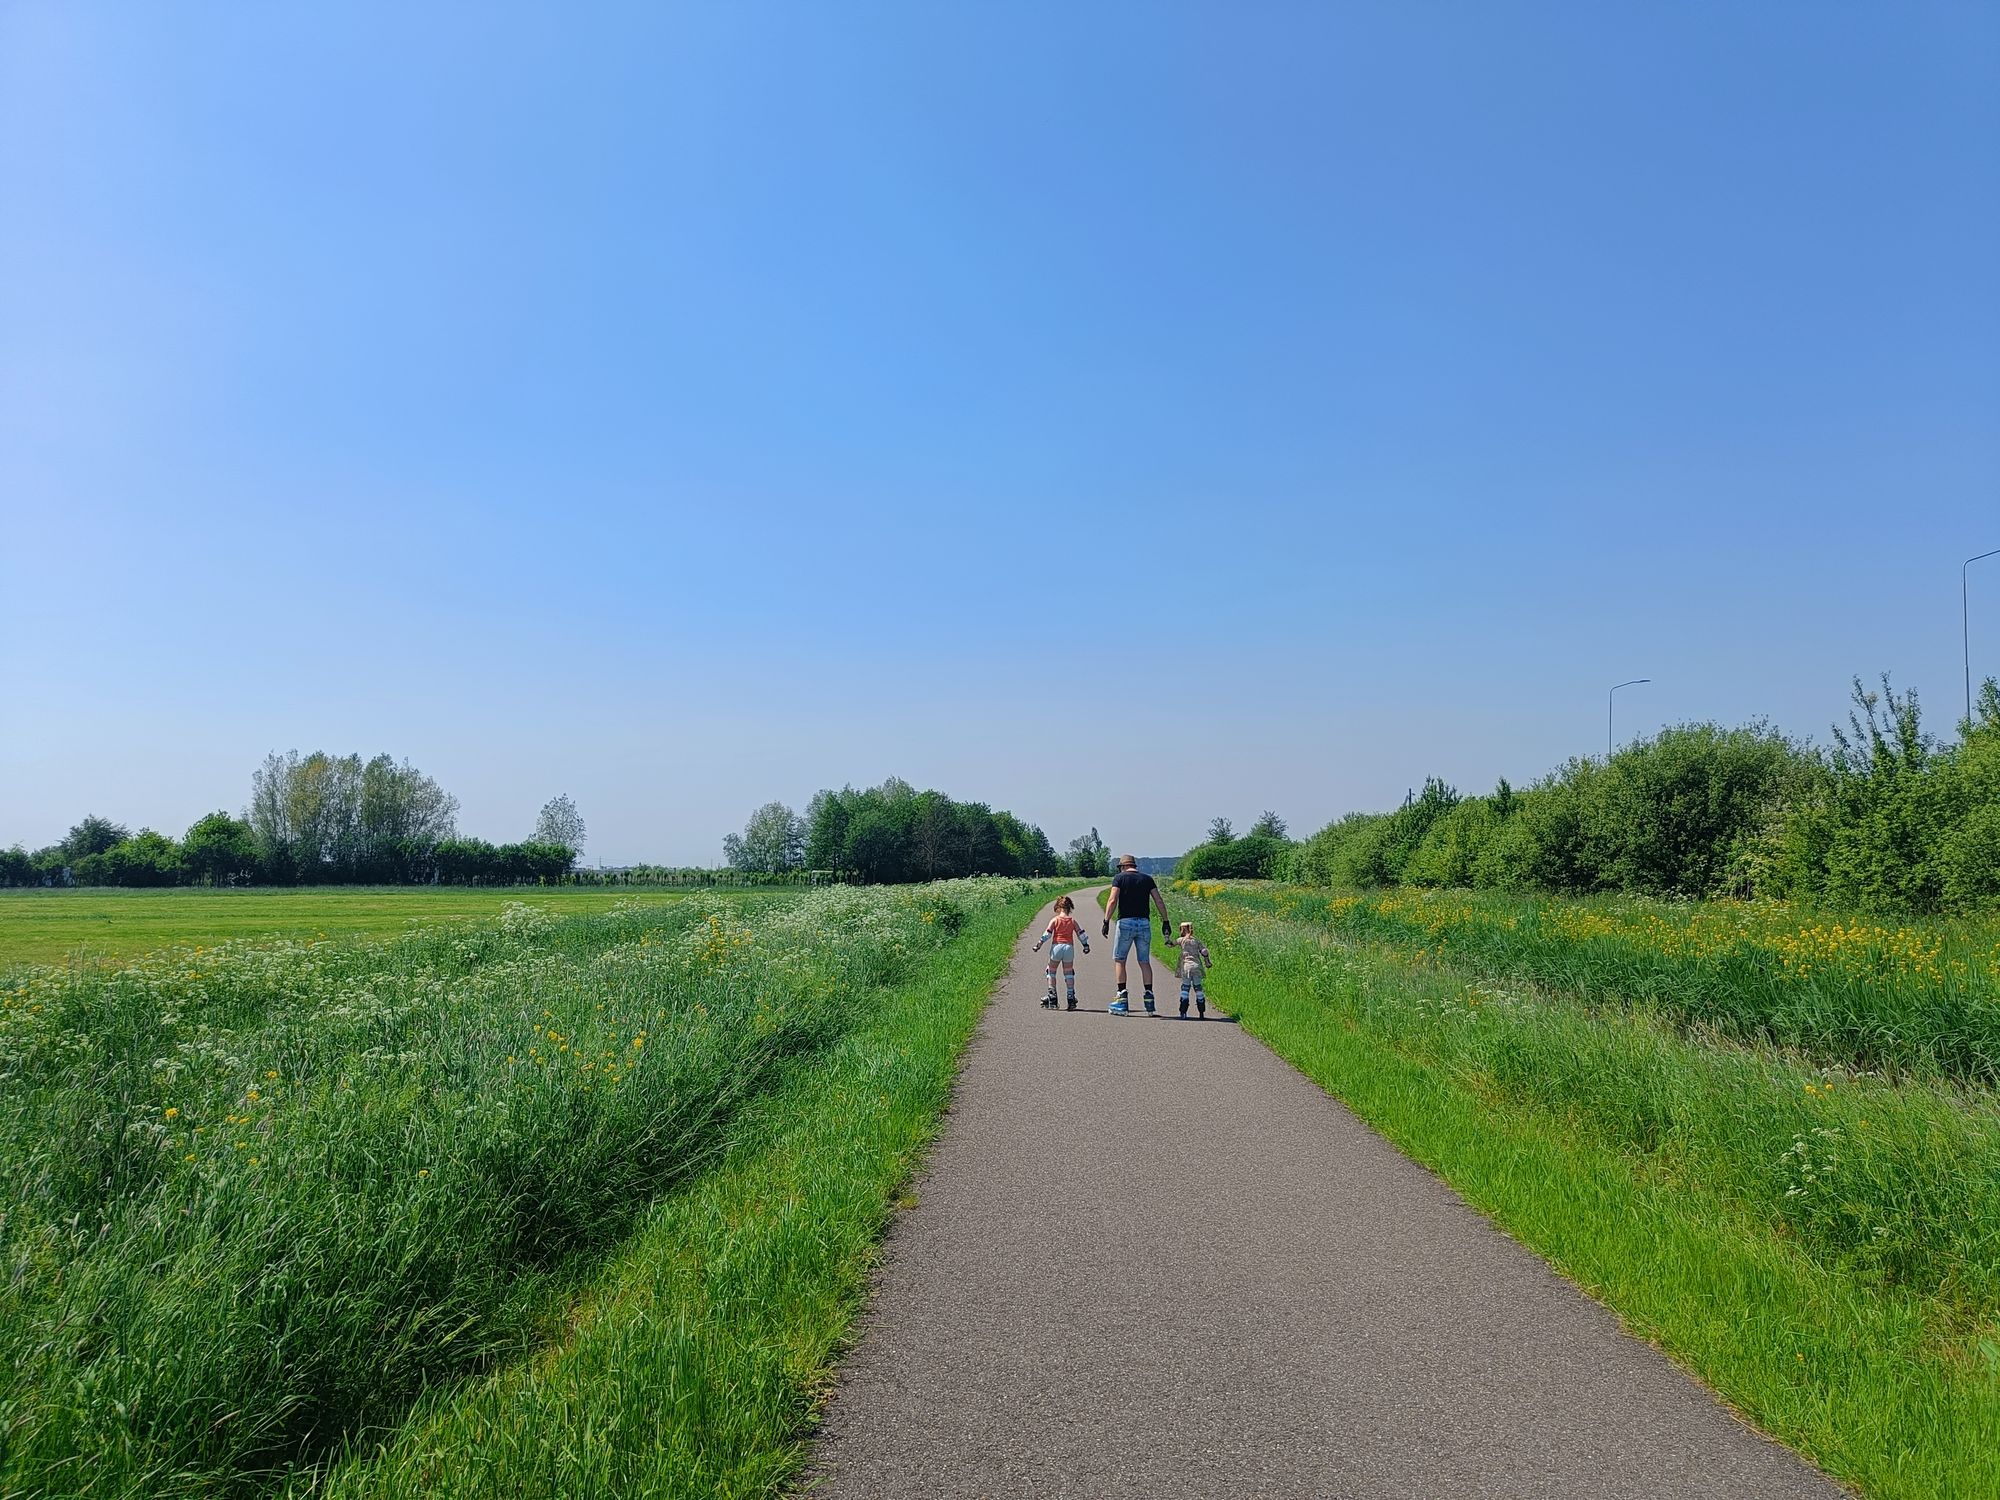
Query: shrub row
0 820 578 889
1280 678 2000 914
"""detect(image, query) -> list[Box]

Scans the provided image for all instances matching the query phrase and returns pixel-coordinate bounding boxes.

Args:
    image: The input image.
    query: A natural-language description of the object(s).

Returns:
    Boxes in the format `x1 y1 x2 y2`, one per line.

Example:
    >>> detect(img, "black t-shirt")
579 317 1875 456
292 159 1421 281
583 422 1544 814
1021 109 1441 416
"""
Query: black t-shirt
1110 869 1157 921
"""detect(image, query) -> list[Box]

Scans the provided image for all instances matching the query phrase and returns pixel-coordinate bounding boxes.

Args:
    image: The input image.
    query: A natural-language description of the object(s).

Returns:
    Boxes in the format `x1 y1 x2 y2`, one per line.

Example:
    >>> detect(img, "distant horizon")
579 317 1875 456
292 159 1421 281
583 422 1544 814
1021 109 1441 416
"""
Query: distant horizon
12 668 1999 872
4 2 1995 866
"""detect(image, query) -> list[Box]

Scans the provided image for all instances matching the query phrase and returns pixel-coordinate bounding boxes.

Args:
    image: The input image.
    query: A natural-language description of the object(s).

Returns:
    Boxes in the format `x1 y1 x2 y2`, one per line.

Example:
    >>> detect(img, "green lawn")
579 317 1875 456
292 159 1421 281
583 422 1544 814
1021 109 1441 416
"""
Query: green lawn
0 885 769 965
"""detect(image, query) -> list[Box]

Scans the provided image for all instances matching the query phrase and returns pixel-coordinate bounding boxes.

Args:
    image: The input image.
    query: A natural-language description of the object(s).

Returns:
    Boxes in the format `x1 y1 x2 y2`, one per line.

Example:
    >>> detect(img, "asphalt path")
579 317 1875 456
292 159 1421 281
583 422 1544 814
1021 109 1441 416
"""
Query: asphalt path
809 889 1842 1499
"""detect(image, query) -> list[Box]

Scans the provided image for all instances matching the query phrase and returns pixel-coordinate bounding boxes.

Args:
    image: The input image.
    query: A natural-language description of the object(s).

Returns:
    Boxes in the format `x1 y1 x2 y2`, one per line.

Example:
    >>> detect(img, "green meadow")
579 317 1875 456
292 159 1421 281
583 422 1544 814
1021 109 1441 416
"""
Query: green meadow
0 885 784 966
0 878 1058 1497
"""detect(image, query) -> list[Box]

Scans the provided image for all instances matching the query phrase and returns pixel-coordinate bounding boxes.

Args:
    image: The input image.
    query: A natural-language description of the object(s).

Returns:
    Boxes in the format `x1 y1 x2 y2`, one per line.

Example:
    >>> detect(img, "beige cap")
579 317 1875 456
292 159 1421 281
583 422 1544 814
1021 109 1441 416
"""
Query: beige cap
1118 853 1138 868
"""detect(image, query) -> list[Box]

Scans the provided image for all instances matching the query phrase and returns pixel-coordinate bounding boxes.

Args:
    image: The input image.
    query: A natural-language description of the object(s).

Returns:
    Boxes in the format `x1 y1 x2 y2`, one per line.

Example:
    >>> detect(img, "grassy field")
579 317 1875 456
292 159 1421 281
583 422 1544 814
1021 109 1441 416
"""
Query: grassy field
1211 882 2000 1081
0 885 793 966
1170 880 2000 1500
0 878 1057 1498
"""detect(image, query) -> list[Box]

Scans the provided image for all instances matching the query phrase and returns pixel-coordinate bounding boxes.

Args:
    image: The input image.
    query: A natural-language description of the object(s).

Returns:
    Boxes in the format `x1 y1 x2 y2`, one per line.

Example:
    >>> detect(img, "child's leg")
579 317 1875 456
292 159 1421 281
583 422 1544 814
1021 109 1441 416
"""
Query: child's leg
1061 959 1077 998
1193 976 1207 1015
1044 959 1059 995
1178 977 1192 1015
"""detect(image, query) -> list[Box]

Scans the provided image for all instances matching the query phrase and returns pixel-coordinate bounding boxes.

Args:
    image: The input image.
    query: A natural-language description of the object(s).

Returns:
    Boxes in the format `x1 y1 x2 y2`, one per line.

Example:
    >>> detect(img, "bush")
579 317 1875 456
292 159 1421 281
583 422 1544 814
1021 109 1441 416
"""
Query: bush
1278 812 1385 886
1279 781 1459 889
1810 678 2000 915
1177 832 1289 880
1404 797 1505 888
181 813 259 887
73 831 183 888
1583 724 1805 897
432 838 575 885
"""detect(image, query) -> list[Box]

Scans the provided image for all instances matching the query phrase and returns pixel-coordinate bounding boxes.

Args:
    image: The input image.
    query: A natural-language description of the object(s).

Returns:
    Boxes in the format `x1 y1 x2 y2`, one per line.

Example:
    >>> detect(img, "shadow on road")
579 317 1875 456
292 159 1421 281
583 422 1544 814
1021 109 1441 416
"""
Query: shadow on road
1034 1008 1240 1023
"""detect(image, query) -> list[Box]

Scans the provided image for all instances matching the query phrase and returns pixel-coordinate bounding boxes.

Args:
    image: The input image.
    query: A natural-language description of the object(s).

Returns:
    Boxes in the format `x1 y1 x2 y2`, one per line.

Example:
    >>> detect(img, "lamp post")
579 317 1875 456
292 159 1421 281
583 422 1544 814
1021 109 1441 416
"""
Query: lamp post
1608 679 1650 759
1965 549 1999 727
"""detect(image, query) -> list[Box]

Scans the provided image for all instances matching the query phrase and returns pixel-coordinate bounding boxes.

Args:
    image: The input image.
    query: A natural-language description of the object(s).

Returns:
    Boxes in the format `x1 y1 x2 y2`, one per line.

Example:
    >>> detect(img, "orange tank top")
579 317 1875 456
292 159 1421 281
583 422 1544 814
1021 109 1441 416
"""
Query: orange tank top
1048 914 1080 944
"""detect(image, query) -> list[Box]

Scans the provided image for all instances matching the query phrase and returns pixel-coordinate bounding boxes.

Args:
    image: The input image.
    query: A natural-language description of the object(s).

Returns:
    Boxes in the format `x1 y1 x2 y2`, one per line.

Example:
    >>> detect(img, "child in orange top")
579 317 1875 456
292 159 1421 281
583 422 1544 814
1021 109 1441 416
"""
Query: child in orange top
1031 895 1090 1010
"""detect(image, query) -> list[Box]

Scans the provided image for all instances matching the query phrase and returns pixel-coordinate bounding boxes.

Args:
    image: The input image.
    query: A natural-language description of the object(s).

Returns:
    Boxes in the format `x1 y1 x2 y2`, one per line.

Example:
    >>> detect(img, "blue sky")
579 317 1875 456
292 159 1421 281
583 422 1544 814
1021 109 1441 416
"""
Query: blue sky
3 1 1996 865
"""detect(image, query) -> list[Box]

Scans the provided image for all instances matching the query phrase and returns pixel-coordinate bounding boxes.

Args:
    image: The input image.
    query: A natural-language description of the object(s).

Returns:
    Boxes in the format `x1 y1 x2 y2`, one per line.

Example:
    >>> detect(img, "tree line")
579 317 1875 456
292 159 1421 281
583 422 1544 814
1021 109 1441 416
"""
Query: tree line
723 778 1115 882
1244 677 2000 915
2 754 590 888
1174 812 1291 880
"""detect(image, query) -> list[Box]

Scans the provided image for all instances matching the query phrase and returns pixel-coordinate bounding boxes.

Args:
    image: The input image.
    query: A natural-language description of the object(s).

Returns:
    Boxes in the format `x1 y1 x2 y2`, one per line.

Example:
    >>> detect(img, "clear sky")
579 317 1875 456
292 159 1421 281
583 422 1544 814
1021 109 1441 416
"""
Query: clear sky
3 1 1996 866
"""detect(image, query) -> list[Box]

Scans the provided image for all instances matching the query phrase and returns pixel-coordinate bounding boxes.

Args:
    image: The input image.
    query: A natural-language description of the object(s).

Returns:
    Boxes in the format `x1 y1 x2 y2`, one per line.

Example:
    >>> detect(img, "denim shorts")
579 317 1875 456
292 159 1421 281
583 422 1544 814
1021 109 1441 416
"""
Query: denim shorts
1113 917 1152 963
1048 942 1075 965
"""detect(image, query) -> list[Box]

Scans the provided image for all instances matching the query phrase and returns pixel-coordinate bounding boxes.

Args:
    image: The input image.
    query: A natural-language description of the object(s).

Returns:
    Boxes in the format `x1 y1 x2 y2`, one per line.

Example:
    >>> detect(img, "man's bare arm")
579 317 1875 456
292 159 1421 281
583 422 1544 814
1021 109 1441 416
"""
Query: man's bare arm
1152 885 1171 926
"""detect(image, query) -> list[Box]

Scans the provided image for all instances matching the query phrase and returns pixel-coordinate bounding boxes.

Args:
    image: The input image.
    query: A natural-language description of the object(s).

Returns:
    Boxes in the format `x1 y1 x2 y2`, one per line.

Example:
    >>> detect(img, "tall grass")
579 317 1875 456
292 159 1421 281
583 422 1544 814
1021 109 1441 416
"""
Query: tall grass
1175 882 2000 1497
0 880 1039 1498
1198 883 2000 1082
313 881 1051 1498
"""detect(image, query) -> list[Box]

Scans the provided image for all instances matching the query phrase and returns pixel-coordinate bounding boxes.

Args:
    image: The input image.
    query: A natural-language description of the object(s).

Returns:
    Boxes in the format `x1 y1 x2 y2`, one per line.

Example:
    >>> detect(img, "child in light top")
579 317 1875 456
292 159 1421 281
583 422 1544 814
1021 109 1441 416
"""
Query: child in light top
1165 921 1212 1019
1031 895 1090 1010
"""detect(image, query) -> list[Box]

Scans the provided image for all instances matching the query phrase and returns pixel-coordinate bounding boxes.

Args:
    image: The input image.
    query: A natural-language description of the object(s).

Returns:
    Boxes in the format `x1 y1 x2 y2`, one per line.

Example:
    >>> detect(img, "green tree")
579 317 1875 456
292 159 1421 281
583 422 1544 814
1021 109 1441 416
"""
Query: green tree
1588 723 1802 896
804 789 850 873
725 801 805 873
250 751 357 880
840 801 912 883
61 815 131 863
533 794 586 856
1937 680 2000 910
1066 828 1110 878
1403 797 1505 888
250 750 457 882
359 755 459 873
994 812 1057 876
75 830 183 887
1821 677 1952 911
182 812 259 886
911 791 955 878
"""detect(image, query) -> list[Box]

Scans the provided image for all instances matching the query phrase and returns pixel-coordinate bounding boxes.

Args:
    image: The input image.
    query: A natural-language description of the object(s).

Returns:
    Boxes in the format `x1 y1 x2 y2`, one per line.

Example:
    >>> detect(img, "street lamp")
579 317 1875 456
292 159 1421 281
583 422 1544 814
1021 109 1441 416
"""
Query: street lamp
1964 549 1999 727
1608 679 1650 759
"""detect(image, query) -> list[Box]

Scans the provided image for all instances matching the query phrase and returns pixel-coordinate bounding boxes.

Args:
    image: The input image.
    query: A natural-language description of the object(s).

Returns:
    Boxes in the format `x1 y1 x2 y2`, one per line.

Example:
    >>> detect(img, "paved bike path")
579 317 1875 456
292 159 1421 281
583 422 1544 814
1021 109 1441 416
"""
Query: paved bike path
810 890 1841 1499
